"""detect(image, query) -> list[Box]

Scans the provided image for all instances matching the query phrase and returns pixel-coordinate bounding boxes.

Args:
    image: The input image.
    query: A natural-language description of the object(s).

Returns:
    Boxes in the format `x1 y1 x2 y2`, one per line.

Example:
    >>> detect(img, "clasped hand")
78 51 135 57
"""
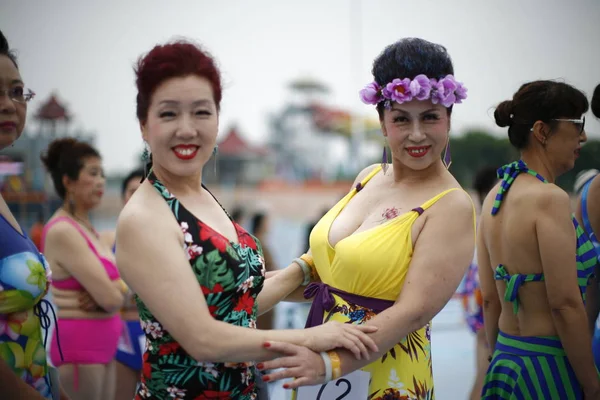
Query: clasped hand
258 321 378 389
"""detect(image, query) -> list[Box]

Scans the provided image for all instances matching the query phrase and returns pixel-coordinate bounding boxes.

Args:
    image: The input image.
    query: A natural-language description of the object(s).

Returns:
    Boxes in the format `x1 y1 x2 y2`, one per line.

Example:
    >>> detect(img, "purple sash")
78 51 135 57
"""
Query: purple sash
303 282 395 328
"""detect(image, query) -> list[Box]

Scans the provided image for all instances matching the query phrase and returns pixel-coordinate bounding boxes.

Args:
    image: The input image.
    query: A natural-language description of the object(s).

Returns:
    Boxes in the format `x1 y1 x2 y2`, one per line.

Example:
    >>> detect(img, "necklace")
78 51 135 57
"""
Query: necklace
61 207 100 238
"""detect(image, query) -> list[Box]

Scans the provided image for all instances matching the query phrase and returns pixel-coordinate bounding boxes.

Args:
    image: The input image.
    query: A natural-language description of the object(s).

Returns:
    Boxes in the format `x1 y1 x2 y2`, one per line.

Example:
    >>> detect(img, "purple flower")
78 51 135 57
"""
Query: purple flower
384 78 413 104
359 82 382 105
432 75 460 107
409 74 432 101
454 82 468 104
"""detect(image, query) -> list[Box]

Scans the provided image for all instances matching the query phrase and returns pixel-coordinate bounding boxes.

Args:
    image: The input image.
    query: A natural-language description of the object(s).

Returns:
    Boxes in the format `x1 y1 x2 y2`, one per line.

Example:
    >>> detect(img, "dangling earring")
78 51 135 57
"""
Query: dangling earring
442 138 452 169
142 142 152 181
381 138 389 174
212 145 218 176
68 195 76 215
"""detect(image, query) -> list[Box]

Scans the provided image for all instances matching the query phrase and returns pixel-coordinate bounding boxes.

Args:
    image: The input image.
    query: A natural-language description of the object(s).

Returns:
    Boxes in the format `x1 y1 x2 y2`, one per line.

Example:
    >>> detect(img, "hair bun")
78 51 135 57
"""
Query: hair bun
40 138 77 174
0 31 9 53
494 100 514 128
592 84 600 119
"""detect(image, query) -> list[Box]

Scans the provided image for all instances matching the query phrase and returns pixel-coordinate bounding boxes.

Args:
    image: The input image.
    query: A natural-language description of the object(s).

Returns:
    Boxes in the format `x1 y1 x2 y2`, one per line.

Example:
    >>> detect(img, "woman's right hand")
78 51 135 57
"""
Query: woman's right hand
304 321 379 360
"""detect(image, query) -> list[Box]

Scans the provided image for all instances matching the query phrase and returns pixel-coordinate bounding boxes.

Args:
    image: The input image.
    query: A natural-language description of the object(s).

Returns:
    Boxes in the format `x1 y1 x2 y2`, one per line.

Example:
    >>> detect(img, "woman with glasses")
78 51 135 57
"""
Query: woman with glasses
478 80 599 398
0 30 70 399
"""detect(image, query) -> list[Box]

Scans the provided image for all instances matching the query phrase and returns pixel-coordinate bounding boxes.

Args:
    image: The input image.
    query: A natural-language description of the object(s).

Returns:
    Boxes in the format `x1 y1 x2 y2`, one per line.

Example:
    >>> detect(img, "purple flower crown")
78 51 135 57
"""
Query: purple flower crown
359 74 468 108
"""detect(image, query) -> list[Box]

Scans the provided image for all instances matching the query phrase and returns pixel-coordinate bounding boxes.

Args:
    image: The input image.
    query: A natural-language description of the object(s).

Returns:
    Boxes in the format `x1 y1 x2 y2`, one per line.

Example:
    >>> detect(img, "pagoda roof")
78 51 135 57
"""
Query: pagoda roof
35 94 70 121
219 127 269 156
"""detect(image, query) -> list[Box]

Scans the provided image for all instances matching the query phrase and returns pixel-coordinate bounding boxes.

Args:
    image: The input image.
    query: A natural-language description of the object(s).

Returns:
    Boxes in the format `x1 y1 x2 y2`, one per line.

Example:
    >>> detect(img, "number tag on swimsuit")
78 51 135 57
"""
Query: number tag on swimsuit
296 370 370 400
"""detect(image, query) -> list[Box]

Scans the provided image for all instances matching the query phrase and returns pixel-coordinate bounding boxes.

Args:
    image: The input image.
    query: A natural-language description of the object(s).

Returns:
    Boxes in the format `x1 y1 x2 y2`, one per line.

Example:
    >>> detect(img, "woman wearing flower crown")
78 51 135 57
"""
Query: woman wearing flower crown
477 81 599 399
257 38 476 399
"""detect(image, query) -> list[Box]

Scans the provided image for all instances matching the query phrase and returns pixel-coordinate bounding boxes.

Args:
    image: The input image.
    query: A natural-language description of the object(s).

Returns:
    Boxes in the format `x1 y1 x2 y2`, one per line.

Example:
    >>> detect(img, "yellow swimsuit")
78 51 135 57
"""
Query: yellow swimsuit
304 165 469 399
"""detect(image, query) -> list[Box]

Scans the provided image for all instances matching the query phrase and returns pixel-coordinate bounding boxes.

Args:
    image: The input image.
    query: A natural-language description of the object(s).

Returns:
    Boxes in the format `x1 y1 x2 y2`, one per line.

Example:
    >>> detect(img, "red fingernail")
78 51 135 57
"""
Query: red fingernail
256 363 264 370
263 342 271 348
283 384 290 389
262 376 270 382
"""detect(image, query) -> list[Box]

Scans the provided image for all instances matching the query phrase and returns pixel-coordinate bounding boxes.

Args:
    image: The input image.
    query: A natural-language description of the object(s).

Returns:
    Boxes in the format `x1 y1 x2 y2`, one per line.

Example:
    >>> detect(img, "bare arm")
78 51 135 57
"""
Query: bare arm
117 200 377 363
257 262 304 315
477 218 501 352
323 190 476 375
0 359 46 399
44 222 124 312
538 188 599 393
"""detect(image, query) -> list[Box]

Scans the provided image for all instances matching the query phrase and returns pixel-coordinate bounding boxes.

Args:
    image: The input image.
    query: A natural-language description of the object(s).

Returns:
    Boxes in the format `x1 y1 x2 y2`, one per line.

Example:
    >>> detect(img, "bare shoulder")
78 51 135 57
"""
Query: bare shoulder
534 183 570 213
44 217 81 244
116 182 180 242
433 185 475 217
352 163 380 187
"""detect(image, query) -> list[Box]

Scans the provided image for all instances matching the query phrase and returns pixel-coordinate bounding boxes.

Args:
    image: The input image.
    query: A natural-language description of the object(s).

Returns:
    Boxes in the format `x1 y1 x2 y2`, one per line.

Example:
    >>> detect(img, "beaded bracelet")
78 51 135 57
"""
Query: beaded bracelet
319 352 333 382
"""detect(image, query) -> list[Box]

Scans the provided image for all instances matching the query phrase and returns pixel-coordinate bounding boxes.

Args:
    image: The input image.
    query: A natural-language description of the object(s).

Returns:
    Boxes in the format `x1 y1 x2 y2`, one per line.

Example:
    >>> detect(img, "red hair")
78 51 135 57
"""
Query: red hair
134 40 222 123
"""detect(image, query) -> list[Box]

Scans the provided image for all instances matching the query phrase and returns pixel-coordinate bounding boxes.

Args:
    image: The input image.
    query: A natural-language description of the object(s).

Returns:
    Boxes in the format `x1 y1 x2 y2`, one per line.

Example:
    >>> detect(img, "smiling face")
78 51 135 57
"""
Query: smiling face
0 55 26 150
141 75 219 179
380 100 450 170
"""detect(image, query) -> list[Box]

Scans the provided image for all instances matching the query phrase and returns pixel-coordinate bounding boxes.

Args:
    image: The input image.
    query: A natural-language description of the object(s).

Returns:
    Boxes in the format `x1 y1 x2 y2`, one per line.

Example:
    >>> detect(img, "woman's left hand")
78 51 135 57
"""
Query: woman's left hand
257 341 326 389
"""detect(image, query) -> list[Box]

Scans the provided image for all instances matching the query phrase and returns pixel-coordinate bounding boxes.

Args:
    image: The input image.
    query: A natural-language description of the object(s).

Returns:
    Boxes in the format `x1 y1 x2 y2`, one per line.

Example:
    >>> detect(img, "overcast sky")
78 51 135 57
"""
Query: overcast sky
2 0 599 174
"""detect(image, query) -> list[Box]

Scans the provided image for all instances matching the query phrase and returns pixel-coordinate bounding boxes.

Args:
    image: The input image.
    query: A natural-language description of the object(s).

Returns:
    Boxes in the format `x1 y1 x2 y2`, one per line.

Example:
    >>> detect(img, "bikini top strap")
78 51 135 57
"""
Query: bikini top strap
491 160 548 215
42 216 101 258
494 264 544 314
354 165 383 193
581 179 597 243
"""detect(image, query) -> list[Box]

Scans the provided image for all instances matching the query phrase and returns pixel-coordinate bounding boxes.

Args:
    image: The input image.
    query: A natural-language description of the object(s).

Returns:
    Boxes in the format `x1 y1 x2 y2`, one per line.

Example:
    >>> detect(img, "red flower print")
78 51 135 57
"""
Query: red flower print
158 342 181 355
201 283 224 296
198 222 229 252
233 291 255 315
193 390 232 400
236 226 257 249
242 383 256 395
142 355 152 379
208 305 219 317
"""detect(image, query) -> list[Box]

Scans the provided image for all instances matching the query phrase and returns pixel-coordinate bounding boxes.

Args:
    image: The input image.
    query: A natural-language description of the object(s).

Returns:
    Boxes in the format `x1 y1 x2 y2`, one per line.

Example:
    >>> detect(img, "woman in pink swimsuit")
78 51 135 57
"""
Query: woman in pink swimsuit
41 138 128 400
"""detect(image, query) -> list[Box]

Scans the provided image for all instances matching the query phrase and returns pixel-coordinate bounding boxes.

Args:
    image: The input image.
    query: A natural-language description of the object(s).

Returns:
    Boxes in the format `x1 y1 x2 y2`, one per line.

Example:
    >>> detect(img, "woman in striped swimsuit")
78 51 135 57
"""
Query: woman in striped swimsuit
576 84 600 372
477 80 599 399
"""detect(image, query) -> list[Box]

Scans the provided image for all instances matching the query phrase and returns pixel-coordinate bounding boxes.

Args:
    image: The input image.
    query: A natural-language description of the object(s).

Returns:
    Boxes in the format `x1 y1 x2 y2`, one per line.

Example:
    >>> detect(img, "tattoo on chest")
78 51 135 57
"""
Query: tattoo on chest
381 207 400 221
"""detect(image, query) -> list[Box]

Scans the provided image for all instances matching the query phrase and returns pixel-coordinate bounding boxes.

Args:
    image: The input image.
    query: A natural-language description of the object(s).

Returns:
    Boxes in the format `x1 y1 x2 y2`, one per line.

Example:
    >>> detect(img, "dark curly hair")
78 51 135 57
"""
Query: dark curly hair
371 38 455 118
40 138 101 199
494 81 588 149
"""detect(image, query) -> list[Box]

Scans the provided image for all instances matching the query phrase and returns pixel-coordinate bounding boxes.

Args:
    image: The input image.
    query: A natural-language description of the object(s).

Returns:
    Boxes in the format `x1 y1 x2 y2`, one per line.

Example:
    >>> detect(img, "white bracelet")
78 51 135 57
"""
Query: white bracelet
319 351 333 382
292 258 312 286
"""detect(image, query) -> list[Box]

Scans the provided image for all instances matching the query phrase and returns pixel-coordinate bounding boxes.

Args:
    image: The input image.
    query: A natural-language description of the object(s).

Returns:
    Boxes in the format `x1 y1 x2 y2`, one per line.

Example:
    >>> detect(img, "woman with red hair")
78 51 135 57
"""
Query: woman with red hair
116 39 378 399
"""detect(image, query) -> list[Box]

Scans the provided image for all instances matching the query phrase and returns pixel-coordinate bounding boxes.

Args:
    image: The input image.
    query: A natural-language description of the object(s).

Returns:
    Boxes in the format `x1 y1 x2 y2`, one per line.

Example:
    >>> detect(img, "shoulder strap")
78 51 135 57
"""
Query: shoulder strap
354 165 382 192
419 188 462 212
492 160 547 216
581 179 597 242
42 216 101 257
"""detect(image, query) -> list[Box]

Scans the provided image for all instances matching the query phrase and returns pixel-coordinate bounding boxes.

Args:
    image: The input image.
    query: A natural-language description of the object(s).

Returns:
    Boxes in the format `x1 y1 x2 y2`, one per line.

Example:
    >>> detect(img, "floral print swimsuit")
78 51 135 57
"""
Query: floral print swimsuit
135 171 266 400
0 214 55 399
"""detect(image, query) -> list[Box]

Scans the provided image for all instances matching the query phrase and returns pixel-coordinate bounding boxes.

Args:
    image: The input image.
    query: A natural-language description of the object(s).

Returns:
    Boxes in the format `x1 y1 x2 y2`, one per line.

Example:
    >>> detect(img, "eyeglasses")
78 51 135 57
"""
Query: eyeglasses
553 117 585 134
0 87 36 104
